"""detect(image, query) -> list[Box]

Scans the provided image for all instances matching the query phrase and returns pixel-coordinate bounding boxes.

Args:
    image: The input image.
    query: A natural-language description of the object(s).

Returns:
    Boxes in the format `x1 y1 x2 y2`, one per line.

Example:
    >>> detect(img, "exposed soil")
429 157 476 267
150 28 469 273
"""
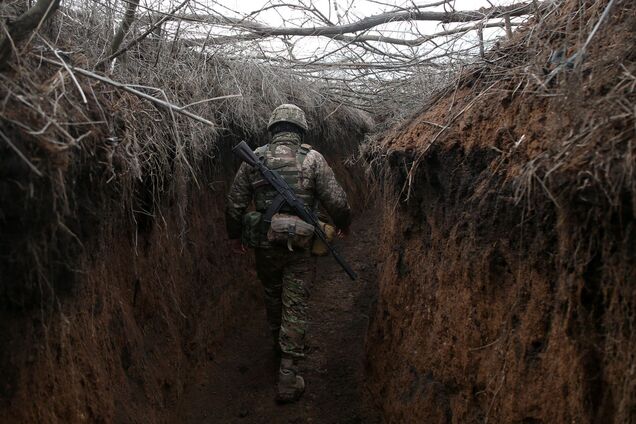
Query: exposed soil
2 1 635 423
0 187 261 424
364 1 636 422
175 210 381 424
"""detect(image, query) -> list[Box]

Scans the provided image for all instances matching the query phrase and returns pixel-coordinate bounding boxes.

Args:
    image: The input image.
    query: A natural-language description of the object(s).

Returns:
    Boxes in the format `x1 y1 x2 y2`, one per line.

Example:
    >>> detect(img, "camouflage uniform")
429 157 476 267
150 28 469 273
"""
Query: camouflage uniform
225 131 351 359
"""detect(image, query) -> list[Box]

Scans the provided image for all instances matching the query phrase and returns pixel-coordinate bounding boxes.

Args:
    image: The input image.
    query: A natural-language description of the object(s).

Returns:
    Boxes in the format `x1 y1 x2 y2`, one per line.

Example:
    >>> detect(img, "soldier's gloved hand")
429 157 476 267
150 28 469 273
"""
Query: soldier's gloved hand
229 239 247 254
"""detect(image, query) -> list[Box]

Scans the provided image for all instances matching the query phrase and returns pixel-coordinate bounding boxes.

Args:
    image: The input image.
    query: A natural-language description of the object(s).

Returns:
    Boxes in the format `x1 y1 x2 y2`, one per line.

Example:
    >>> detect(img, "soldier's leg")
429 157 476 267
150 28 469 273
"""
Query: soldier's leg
277 253 314 402
279 254 313 358
255 249 284 347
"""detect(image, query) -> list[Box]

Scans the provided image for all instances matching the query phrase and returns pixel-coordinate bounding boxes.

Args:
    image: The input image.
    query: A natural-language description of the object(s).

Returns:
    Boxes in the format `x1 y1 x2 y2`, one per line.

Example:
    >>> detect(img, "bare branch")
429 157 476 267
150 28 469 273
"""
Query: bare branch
96 0 190 67
107 0 140 59
165 1 542 39
184 20 520 48
0 0 61 69
39 56 216 127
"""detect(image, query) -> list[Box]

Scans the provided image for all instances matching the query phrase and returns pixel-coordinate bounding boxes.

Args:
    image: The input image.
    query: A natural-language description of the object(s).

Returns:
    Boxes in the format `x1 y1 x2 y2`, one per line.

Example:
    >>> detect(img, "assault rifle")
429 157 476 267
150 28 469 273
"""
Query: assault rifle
232 141 357 280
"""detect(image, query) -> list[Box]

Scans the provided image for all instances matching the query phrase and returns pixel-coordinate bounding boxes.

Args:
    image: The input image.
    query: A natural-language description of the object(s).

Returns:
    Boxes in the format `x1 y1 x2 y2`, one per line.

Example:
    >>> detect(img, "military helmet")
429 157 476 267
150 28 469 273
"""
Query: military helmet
267 104 308 132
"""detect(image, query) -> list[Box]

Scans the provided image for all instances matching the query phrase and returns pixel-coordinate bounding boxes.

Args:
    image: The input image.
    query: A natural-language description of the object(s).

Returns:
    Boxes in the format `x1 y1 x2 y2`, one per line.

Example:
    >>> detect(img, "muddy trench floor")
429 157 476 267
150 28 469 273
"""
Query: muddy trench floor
176 210 381 424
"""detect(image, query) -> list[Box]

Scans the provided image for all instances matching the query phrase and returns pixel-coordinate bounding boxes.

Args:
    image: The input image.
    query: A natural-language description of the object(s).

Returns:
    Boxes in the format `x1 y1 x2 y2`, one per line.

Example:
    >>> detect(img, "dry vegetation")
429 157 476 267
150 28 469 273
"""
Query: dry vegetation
3 0 634 421
0 0 546 307
0 2 377 421
364 0 635 421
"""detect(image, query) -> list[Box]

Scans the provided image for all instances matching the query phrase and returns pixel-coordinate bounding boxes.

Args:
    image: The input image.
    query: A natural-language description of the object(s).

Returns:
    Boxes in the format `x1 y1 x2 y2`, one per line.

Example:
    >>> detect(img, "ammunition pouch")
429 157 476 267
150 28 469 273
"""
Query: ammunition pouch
241 211 264 248
311 221 336 256
267 213 314 251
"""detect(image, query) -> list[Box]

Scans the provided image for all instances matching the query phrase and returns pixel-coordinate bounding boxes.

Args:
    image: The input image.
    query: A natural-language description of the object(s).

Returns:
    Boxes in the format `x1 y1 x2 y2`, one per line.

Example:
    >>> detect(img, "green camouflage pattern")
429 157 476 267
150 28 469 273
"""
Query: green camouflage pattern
252 134 313 216
255 247 313 358
225 131 351 240
267 104 309 132
225 130 351 359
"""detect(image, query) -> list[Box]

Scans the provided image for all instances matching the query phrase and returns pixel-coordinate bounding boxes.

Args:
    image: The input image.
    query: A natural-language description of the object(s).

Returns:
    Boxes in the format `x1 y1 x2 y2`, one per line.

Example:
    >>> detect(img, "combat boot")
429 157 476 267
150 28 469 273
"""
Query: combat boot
276 357 305 403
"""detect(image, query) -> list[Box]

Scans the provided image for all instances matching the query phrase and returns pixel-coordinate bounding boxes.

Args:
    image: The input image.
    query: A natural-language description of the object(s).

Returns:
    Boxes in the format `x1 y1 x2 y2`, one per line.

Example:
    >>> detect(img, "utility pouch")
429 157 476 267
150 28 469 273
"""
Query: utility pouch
311 221 336 256
267 213 315 251
241 211 263 248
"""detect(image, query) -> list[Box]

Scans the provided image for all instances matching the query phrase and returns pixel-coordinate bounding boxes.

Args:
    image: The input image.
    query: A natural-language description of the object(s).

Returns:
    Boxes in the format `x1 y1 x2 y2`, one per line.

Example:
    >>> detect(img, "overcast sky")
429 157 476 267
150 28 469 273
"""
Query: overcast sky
223 0 502 18
226 0 513 61
146 0 523 65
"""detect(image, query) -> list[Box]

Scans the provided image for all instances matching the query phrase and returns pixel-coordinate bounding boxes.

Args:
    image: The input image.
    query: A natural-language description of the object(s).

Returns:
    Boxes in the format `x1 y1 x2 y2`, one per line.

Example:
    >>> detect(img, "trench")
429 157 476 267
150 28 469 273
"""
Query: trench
0 132 383 423
2 1 636 422
174 211 381 424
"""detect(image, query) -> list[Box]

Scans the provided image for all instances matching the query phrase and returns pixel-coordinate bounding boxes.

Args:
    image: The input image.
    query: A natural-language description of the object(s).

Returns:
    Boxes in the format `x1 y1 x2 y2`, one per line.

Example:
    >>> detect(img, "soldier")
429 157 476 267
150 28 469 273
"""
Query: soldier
225 104 351 403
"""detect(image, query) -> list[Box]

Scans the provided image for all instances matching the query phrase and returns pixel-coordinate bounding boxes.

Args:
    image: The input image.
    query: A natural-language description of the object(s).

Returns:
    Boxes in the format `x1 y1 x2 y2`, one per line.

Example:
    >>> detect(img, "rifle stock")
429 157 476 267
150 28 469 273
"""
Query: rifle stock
232 141 258 166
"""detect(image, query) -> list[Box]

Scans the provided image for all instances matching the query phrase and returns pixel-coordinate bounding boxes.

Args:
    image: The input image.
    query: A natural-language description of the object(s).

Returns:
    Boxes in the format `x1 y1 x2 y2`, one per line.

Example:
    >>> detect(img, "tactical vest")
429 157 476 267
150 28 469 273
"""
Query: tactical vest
252 140 314 215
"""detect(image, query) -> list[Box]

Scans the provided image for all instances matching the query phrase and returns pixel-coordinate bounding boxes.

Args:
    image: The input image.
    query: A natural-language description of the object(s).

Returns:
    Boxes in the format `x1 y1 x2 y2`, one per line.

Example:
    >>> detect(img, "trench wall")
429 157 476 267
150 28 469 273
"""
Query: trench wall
367 143 633 423
0 145 257 423
0 122 367 424
364 2 636 421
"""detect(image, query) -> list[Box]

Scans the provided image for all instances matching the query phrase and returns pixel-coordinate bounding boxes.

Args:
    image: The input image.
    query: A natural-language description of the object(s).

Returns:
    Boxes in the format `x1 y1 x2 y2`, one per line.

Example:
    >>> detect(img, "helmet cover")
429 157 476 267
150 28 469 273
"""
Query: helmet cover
267 104 308 132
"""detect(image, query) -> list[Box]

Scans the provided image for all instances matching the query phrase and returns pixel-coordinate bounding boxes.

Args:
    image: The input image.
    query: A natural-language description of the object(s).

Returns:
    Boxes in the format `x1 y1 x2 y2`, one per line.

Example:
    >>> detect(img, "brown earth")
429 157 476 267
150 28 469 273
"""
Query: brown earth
174 211 380 424
365 1 636 423
0 160 377 424
0 185 259 423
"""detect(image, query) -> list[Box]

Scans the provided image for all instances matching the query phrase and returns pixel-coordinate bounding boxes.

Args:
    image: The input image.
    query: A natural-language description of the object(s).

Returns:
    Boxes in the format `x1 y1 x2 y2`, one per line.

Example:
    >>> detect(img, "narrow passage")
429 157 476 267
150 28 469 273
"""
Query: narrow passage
177 209 381 424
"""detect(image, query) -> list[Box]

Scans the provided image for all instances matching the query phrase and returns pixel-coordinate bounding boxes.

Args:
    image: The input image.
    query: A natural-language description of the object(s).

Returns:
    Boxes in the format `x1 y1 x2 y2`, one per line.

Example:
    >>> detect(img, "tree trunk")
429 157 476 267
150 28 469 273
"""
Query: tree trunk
0 0 61 70
106 0 140 61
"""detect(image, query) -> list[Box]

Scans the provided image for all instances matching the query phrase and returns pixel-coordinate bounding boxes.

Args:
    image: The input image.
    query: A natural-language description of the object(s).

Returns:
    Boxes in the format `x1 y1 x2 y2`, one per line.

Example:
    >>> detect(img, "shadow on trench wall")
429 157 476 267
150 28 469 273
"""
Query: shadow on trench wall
0 120 370 423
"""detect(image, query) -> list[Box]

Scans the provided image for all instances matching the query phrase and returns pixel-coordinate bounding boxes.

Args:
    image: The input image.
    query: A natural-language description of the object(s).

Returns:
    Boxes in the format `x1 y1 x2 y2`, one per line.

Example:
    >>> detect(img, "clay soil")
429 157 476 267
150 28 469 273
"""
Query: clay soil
174 210 381 424
365 1 636 422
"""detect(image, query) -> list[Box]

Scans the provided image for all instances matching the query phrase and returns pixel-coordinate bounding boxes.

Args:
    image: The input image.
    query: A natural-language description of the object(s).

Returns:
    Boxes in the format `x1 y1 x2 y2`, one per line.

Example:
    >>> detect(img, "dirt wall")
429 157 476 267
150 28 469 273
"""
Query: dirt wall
365 1 635 422
0 144 366 424
367 144 633 422
0 53 369 422
0 155 257 423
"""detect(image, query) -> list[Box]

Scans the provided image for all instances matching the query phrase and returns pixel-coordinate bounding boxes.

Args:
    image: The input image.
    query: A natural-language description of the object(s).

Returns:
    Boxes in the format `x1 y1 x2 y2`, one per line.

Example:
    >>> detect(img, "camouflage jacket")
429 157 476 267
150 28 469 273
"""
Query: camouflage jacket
225 132 351 240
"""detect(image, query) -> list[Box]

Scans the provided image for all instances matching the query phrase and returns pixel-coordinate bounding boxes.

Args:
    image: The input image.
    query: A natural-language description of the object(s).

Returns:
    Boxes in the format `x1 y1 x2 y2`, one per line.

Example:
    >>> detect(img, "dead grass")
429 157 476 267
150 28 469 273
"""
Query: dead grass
365 0 635 421
0 1 373 309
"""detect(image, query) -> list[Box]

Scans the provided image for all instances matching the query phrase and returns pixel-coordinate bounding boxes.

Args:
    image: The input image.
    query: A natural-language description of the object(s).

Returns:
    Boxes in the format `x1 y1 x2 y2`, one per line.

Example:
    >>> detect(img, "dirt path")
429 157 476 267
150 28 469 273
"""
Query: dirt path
176 210 380 424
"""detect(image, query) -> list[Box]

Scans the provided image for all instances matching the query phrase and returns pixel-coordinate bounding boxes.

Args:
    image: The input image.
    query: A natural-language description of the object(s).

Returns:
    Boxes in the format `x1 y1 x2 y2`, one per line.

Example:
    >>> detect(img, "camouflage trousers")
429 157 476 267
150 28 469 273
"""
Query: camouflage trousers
254 247 315 358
